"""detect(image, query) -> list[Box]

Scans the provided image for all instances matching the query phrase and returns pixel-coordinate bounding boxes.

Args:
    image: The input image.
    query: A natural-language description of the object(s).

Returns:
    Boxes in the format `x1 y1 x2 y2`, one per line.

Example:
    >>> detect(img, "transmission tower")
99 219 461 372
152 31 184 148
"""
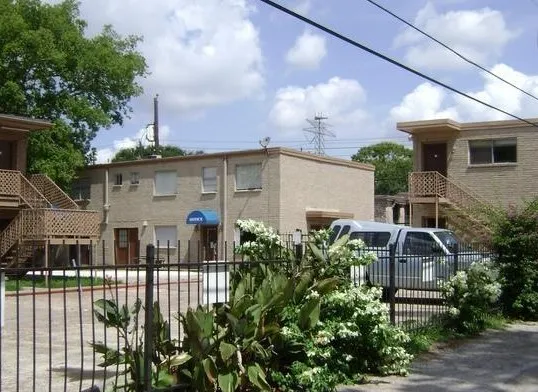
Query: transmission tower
303 113 335 155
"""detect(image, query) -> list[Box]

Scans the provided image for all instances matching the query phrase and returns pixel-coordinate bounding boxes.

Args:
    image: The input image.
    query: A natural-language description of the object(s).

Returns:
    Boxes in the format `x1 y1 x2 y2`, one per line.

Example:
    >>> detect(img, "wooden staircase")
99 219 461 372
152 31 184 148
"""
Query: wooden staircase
0 170 100 272
409 171 495 242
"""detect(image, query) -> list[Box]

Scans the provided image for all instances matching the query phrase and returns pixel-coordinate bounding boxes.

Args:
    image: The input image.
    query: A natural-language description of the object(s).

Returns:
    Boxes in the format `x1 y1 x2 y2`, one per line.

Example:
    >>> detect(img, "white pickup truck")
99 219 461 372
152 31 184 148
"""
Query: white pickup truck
329 219 490 291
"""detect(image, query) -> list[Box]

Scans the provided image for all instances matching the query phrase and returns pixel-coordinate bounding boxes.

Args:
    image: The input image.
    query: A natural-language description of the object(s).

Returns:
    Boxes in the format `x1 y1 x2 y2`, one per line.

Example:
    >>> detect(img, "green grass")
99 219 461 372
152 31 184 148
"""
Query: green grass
405 314 508 356
5 276 107 291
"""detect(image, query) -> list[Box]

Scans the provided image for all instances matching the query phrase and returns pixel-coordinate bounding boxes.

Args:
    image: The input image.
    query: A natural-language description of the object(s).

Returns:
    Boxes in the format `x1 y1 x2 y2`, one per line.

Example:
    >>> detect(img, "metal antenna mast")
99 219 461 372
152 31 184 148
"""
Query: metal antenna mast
303 113 334 155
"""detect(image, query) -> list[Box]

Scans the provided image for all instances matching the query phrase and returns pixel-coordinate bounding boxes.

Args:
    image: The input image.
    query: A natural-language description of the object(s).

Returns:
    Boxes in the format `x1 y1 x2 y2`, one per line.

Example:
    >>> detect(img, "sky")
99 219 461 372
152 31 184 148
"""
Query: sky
62 0 538 162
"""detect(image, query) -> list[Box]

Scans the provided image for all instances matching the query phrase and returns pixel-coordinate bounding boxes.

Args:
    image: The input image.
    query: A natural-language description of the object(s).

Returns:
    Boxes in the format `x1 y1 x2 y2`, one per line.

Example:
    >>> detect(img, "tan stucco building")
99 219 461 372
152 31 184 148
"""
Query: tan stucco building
78 147 374 264
399 118 538 238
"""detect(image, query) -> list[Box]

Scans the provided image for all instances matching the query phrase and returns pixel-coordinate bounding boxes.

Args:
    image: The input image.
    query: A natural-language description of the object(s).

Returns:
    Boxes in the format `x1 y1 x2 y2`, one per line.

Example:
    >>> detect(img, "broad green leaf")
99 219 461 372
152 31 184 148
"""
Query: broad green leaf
218 371 239 392
298 297 321 330
219 342 237 363
166 352 192 367
312 277 341 295
202 357 218 384
154 369 175 387
246 363 271 391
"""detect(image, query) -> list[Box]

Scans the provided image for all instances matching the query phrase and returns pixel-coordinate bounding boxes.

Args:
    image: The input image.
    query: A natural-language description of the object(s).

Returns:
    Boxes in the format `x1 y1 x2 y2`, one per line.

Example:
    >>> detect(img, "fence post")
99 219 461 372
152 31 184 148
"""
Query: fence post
453 243 459 275
293 229 303 265
144 244 155 392
389 243 396 325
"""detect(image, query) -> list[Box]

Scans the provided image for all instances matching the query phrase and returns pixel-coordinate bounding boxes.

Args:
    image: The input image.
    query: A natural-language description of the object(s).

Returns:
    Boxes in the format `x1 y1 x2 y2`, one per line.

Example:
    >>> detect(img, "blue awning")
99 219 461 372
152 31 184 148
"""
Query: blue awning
186 209 220 225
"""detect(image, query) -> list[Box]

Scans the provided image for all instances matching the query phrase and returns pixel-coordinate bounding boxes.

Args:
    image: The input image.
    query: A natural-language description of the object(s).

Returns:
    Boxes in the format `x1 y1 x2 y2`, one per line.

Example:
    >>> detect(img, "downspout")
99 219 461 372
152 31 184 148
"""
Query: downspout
222 156 228 259
104 168 110 224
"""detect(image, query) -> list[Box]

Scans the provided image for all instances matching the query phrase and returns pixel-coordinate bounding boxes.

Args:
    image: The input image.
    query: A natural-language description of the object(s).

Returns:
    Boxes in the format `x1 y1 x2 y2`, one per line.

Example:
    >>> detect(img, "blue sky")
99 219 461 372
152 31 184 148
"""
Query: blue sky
69 0 538 162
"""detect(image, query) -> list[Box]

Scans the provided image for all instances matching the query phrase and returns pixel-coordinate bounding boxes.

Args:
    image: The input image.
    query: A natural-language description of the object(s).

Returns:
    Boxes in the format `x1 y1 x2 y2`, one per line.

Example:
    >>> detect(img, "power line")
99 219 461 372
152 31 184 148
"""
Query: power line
256 0 538 128
363 0 538 102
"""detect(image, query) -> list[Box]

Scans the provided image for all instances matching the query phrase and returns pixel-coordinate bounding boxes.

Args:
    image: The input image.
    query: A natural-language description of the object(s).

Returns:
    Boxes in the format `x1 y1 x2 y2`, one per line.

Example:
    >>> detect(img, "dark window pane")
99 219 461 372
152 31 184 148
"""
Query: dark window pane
493 139 516 163
469 140 492 164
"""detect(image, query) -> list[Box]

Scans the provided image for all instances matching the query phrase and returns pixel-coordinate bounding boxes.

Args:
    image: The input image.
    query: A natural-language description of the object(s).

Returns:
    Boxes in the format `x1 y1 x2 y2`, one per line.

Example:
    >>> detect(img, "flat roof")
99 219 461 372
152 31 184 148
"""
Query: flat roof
87 146 375 172
0 114 52 132
397 117 538 135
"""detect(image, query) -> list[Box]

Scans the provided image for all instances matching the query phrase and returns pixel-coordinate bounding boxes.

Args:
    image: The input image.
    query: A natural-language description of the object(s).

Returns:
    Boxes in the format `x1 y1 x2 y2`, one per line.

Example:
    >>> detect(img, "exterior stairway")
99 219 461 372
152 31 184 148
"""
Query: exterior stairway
409 171 495 243
0 170 100 271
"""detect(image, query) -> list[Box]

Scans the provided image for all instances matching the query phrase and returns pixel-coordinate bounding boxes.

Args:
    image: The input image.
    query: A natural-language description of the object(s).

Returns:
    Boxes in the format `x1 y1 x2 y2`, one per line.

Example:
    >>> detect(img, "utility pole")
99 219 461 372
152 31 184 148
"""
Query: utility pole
153 94 160 149
303 113 335 155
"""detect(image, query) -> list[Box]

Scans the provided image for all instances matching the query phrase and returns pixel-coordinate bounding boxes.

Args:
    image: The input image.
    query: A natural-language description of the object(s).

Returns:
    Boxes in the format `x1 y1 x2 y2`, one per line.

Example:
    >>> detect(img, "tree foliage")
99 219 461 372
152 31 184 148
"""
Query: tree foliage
111 143 204 163
0 0 147 188
352 142 413 195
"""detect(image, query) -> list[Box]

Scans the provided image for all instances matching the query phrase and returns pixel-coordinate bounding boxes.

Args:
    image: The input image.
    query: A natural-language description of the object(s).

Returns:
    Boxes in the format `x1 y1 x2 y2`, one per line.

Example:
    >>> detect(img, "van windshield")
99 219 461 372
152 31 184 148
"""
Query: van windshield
434 231 460 253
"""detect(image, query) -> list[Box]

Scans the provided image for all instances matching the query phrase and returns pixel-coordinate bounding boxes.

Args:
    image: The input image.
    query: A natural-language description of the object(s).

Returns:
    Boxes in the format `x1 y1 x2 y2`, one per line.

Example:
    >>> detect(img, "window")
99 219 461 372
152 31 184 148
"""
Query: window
114 173 123 186
154 225 177 248
71 178 90 200
130 172 140 185
329 225 341 244
235 163 262 190
154 171 177 195
202 167 217 193
469 138 517 165
118 229 128 249
349 231 391 248
403 232 439 256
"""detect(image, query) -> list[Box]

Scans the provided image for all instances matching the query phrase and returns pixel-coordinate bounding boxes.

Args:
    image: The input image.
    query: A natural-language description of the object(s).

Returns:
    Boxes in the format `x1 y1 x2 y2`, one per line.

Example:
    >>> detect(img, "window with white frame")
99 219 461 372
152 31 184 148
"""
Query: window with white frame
154 170 177 195
202 167 217 193
469 138 517 165
235 163 262 190
130 172 140 185
154 225 177 248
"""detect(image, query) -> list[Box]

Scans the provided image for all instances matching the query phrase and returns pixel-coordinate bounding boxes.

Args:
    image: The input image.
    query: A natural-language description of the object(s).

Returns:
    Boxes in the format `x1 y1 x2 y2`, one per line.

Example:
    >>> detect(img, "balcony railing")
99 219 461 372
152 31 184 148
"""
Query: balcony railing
409 171 490 213
29 174 79 210
0 169 51 208
20 209 101 240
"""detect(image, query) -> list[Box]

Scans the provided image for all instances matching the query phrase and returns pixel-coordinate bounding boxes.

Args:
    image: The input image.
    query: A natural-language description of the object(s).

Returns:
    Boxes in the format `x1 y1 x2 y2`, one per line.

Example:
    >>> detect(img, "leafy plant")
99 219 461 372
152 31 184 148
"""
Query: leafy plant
440 260 501 334
91 298 187 391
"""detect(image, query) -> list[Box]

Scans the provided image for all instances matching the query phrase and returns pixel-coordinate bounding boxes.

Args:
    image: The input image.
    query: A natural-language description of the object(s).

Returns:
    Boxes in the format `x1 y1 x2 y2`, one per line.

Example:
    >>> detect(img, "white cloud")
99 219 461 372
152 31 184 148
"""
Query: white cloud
285 31 327 70
390 64 538 124
95 125 172 163
269 77 371 138
293 0 312 15
393 2 518 70
74 0 264 114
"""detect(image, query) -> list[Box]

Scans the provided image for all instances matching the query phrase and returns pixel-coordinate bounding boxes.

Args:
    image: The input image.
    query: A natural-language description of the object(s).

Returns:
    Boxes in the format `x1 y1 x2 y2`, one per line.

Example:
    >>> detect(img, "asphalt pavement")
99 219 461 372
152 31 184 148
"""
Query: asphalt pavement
339 322 538 392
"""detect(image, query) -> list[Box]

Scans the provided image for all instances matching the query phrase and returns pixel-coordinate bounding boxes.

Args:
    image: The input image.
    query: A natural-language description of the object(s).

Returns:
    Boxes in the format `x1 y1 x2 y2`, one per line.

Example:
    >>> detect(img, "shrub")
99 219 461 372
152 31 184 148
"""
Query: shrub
491 199 538 320
440 260 501 334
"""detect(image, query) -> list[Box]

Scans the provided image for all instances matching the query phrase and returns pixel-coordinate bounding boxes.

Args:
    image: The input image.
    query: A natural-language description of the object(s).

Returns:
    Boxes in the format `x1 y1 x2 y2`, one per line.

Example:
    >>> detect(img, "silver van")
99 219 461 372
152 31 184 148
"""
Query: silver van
329 219 489 291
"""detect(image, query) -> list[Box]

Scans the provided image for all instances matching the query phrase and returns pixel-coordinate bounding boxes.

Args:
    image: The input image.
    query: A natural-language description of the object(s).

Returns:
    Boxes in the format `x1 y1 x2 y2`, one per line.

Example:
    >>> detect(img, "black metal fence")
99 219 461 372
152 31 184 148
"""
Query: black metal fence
0 239 493 392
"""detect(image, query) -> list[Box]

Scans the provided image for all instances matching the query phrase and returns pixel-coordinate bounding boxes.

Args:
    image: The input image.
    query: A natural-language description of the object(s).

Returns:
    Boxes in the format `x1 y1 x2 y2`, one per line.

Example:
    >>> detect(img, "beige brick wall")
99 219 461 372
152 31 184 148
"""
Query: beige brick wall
82 148 374 264
278 152 374 233
447 127 538 208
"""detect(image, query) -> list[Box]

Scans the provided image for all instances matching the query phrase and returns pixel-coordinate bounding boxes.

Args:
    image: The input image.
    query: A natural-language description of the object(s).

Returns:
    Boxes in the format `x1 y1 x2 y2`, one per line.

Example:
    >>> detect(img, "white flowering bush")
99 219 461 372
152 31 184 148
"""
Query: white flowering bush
234 219 286 260
440 260 502 333
272 285 412 391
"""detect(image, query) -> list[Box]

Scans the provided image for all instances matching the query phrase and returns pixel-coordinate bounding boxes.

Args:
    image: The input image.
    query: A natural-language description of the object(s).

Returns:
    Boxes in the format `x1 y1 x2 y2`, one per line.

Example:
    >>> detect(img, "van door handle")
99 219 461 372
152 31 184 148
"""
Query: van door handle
398 258 407 263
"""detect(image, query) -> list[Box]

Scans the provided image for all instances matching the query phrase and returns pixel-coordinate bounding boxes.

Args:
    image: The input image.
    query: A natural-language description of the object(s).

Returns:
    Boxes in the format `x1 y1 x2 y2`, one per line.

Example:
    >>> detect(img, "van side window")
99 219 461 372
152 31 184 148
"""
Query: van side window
339 225 351 237
329 225 341 244
403 232 438 255
349 231 391 247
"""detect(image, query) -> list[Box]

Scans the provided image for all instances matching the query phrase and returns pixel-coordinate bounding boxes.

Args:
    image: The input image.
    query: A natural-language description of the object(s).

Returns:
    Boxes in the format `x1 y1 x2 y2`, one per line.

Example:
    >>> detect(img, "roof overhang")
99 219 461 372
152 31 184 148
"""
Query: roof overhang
397 119 461 135
305 209 354 220
0 114 52 133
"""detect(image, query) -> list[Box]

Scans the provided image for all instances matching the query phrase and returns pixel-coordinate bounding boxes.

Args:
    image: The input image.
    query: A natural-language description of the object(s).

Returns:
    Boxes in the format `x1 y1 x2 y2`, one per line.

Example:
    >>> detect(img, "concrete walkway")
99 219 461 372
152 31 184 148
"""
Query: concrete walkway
340 322 538 392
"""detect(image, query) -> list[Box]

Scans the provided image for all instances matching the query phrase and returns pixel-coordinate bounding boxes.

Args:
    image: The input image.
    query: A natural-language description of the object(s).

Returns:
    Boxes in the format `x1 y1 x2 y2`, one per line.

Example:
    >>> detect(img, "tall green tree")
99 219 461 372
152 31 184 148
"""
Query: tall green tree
0 0 147 188
111 143 204 163
352 142 413 195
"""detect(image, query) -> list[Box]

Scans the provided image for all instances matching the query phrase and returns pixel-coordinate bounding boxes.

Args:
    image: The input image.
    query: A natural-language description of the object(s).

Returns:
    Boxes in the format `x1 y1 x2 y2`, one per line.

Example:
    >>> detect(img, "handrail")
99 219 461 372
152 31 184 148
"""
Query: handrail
409 171 491 212
29 174 79 210
0 169 50 208
0 212 21 258
20 174 51 209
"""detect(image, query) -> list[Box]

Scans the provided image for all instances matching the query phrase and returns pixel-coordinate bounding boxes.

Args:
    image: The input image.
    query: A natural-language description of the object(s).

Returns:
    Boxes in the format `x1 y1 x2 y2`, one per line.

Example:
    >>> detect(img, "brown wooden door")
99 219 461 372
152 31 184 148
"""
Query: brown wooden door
422 143 447 176
0 141 13 170
202 226 218 261
114 228 139 264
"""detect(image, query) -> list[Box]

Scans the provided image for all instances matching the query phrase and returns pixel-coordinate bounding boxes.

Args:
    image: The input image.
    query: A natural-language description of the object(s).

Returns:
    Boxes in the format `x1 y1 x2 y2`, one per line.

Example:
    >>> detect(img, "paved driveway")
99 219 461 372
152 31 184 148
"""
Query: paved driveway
340 322 538 392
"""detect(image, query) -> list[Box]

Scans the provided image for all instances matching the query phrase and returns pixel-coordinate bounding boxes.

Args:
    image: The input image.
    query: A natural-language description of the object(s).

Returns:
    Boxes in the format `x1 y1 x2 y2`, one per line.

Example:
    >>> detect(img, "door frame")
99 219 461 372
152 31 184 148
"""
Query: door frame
114 228 139 265
201 225 219 261
422 142 448 176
